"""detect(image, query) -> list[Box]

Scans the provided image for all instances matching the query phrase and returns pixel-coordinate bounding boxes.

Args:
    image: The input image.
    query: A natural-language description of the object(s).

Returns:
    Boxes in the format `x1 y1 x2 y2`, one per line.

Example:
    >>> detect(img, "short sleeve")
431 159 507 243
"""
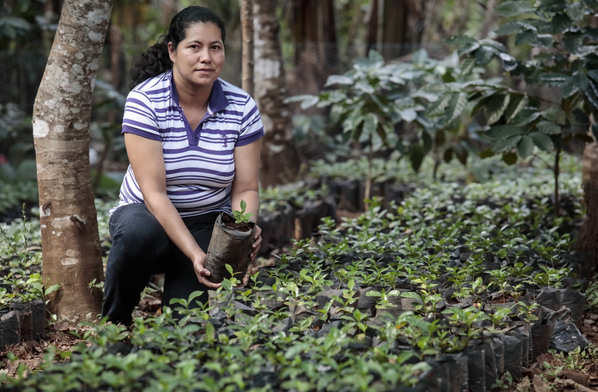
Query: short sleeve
236 96 264 146
121 90 161 141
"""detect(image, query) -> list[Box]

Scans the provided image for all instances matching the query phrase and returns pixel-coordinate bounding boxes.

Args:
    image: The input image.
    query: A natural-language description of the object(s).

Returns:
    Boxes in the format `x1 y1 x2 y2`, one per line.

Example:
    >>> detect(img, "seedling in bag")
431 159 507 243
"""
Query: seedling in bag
233 200 254 224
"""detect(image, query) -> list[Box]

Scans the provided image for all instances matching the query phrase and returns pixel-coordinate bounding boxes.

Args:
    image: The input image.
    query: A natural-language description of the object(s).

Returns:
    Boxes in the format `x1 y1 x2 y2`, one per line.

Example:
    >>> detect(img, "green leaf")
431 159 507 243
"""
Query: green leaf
515 29 537 46
530 132 555 151
486 93 510 125
551 13 572 34
443 147 454 163
409 144 425 172
446 92 469 122
539 73 567 87
584 0 598 9
461 56 477 75
494 135 522 152
517 135 534 158
398 108 418 122
486 125 523 139
534 34 556 48
539 0 568 12
324 75 354 87
422 131 433 152
542 107 566 124
499 53 518 71
495 1 535 17
446 35 478 46
537 121 561 135
561 74 580 98
563 32 584 53
363 113 378 134
585 27 598 41
502 151 518 165
495 21 524 36
566 1 586 21
504 94 528 123
479 148 495 158
588 70 598 82
475 45 498 65
428 94 452 116
45 284 61 296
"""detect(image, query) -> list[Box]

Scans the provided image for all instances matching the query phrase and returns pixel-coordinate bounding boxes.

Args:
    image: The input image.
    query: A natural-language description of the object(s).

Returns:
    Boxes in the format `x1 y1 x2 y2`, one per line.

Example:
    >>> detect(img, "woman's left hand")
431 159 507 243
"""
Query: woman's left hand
249 224 262 262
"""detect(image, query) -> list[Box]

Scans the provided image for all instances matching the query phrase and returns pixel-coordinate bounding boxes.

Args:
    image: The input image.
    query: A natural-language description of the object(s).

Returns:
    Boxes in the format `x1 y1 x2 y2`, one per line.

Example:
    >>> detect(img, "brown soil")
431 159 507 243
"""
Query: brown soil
222 212 253 231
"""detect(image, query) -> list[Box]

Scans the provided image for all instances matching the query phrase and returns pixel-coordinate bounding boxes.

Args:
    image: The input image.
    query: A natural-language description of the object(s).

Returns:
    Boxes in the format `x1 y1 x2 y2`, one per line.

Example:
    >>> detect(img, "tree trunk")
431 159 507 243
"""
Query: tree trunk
240 0 255 97
32 0 112 319
576 179 598 273
253 0 301 188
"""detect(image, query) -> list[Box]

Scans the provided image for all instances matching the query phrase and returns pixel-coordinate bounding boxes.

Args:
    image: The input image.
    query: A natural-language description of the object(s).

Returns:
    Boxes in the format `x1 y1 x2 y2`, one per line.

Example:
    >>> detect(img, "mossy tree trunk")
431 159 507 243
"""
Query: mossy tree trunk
32 0 112 319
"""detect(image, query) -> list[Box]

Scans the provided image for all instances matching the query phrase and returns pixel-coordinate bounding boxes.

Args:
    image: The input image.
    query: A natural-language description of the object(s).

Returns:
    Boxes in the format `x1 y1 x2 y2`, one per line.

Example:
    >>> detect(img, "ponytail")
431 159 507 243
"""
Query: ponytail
128 38 172 90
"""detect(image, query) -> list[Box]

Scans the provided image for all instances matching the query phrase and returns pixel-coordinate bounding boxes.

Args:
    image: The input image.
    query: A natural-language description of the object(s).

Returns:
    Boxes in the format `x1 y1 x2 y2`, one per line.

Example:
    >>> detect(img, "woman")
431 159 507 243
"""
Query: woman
102 6 263 325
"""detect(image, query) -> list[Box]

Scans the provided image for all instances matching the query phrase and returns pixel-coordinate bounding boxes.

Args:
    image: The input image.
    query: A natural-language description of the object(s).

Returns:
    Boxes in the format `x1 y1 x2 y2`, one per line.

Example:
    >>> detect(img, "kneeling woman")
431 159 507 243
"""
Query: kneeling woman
102 6 263 325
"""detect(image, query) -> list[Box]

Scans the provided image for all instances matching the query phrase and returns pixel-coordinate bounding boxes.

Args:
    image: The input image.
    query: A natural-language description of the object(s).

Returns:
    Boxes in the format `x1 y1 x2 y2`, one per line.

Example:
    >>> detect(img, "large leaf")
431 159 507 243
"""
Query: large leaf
511 109 541 126
461 56 477 75
495 21 524 36
324 75 354 87
362 113 379 135
398 108 418 122
486 93 510 125
563 31 584 54
446 35 478 46
538 0 567 12
515 29 537 46
541 107 566 125
517 135 534 158
504 94 528 123
539 73 567 87
486 125 524 139
428 94 452 116
530 132 555 151
495 1 535 17
446 92 469 122
584 0 598 9
534 34 556 48
566 1 586 21
551 13 572 34
536 121 561 135
409 144 426 172
585 27 598 41
475 45 498 65
561 73 580 98
494 135 522 152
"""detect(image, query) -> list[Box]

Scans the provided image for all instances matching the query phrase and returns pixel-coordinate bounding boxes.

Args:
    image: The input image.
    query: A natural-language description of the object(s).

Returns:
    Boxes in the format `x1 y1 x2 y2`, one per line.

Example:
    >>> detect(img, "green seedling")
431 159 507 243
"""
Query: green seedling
232 200 254 224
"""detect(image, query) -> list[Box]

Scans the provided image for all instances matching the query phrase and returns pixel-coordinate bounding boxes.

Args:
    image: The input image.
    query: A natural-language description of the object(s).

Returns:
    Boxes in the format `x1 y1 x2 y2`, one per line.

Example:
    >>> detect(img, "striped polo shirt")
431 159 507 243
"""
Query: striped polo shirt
111 70 264 217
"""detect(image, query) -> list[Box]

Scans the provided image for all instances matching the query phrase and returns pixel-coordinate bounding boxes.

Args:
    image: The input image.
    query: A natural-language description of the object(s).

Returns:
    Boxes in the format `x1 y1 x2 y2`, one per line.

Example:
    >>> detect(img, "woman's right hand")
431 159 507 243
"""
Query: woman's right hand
192 253 221 289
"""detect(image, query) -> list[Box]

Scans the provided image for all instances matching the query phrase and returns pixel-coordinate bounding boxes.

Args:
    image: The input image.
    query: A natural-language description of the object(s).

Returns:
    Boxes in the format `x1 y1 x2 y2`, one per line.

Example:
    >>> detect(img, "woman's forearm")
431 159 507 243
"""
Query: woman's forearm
231 189 259 222
144 193 205 260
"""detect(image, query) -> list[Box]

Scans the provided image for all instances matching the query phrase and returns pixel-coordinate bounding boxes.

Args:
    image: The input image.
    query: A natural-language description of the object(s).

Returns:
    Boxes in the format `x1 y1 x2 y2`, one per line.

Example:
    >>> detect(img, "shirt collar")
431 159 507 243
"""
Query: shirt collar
169 70 229 114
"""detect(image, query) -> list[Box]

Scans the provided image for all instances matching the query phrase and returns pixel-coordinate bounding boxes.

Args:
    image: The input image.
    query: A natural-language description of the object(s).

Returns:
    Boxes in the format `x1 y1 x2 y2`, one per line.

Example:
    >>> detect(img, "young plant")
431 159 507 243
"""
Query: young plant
232 200 254 224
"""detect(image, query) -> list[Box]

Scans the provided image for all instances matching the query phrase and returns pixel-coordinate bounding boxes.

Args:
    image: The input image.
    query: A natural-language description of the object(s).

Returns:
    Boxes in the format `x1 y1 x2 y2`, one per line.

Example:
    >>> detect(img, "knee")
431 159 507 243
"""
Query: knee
110 205 168 252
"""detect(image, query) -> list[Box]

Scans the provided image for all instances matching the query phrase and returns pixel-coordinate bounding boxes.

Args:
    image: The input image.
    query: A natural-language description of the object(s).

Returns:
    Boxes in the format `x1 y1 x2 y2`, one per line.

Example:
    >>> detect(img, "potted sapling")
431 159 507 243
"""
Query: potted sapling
205 200 257 283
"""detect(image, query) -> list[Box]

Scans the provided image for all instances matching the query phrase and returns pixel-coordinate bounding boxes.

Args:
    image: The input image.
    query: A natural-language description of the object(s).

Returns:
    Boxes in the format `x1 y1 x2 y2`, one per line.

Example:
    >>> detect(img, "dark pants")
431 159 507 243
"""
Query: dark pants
101 203 218 325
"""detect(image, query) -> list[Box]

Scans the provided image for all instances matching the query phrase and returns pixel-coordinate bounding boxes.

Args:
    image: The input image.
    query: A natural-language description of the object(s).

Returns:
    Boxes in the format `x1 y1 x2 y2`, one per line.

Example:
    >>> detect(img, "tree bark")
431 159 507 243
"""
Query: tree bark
253 0 301 188
32 0 112 319
576 179 598 272
240 0 255 97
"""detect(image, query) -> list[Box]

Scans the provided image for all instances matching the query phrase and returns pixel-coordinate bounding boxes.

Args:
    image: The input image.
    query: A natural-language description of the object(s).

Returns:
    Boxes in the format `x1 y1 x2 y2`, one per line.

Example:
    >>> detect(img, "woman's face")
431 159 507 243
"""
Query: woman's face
169 22 225 91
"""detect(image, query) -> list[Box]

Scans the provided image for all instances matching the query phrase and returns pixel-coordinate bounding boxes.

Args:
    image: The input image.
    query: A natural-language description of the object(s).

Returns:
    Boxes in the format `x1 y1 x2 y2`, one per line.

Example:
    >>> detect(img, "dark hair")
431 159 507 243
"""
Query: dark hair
128 6 226 90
